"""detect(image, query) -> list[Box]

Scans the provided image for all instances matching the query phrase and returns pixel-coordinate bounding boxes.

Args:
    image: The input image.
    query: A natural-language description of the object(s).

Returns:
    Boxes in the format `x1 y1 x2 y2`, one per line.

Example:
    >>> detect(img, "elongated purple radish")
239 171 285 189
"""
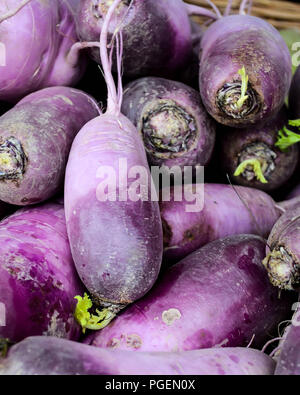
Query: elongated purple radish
0 201 83 343
65 0 163 330
84 234 293 352
121 77 216 169
199 14 292 127
76 0 193 78
160 183 280 264
274 297 300 375
0 87 100 206
219 107 298 191
0 336 275 375
263 203 300 291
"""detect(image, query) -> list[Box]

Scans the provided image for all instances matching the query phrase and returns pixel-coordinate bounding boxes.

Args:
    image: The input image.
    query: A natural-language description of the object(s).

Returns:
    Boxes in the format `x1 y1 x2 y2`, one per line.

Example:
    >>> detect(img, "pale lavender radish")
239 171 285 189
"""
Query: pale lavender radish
76 0 193 78
65 0 163 327
274 297 300 375
263 203 300 291
0 336 275 375
0 86 100 206
121 77 216 169
161 183 280 263
0 202 83 343
199 13 292 127
0 0 87 103
85 235 293 352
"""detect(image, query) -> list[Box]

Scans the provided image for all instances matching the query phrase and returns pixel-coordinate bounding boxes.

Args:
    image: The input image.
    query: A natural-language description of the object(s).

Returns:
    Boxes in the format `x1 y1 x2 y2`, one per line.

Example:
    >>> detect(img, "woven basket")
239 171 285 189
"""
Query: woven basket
186 0 300 30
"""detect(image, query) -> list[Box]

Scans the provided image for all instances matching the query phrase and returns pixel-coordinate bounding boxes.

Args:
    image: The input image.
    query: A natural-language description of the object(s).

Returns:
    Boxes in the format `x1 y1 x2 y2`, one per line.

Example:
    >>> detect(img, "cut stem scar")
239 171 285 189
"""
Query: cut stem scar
234 158 268 183
236 66 249 109
74 293 115 333
275 120 300 151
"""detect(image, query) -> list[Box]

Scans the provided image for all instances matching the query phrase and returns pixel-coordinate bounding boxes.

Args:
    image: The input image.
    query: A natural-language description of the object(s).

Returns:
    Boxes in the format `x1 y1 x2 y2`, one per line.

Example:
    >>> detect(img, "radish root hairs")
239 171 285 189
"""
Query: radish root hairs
0 0 32 23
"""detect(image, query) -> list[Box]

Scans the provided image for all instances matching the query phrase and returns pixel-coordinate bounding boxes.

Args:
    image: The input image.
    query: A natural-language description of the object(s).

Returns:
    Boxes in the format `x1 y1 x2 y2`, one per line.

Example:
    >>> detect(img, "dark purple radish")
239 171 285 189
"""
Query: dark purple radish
199 14 292 127
0 336 276 375
0 202 83 343
76 0 193 78
0 87 100 206
65 0 163 330
84 235 293 352
121 77 216 169
219 107 298 192
274 297 300 375
287 183 300 200
289 65 300 119
263 203 300 291
160 183 280 264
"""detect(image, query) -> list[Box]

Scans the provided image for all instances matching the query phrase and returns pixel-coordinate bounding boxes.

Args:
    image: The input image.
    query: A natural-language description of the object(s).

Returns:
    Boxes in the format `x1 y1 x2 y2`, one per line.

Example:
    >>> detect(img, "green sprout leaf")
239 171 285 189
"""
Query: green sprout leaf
275 126 300 151
236 66 249 109
234 158 268 184
289 119 300 128
74 293 115 334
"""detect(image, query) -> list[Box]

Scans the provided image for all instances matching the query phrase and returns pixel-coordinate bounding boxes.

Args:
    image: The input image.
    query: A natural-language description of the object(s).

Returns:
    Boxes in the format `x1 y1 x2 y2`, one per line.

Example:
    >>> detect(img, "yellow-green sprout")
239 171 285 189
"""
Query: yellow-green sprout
234 158 268 184
74 293 115 334
236 66 249 109
275 120 300 151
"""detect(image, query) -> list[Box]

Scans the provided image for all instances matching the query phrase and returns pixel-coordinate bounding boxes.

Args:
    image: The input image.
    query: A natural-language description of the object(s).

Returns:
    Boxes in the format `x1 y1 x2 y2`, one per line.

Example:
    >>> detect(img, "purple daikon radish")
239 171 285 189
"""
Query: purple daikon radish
85 235 293 352
160 183 280 263
76 0 193 78
121 77 216 169
0 336 275 375
0 86 100 206
0 202 83 343
0 0 87 103
219 107 298 191
65 0 163 330
199 8 292 127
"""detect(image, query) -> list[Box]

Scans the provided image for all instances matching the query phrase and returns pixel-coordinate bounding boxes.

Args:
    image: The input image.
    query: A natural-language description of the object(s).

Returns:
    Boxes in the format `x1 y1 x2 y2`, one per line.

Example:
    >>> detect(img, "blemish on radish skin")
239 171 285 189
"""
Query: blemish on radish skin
230 355 239 363
162 308 181 326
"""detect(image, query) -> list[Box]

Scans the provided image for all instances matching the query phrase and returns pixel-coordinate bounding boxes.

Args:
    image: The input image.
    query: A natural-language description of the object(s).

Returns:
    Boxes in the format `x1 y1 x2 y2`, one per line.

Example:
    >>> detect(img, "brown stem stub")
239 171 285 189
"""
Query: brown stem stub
262 246 300 291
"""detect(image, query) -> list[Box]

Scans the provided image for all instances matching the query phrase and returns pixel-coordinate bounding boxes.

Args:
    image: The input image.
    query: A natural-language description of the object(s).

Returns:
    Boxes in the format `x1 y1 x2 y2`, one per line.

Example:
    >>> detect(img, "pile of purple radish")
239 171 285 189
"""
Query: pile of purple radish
0 0 300 376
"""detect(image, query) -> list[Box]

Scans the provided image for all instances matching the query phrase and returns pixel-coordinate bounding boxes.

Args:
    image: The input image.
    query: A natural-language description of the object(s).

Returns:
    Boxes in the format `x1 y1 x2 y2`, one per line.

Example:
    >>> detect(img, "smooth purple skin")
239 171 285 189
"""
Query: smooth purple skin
64 112 163 307
289 65 300 118
121 77 216 169
0 202 84 343
0 86 100 206
160 184 280 264
199 15 292 127
0 336 275 375
76 0 192 78
85 235 293 352
275 296 300 375
219 106 298 192
0 0 86 103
